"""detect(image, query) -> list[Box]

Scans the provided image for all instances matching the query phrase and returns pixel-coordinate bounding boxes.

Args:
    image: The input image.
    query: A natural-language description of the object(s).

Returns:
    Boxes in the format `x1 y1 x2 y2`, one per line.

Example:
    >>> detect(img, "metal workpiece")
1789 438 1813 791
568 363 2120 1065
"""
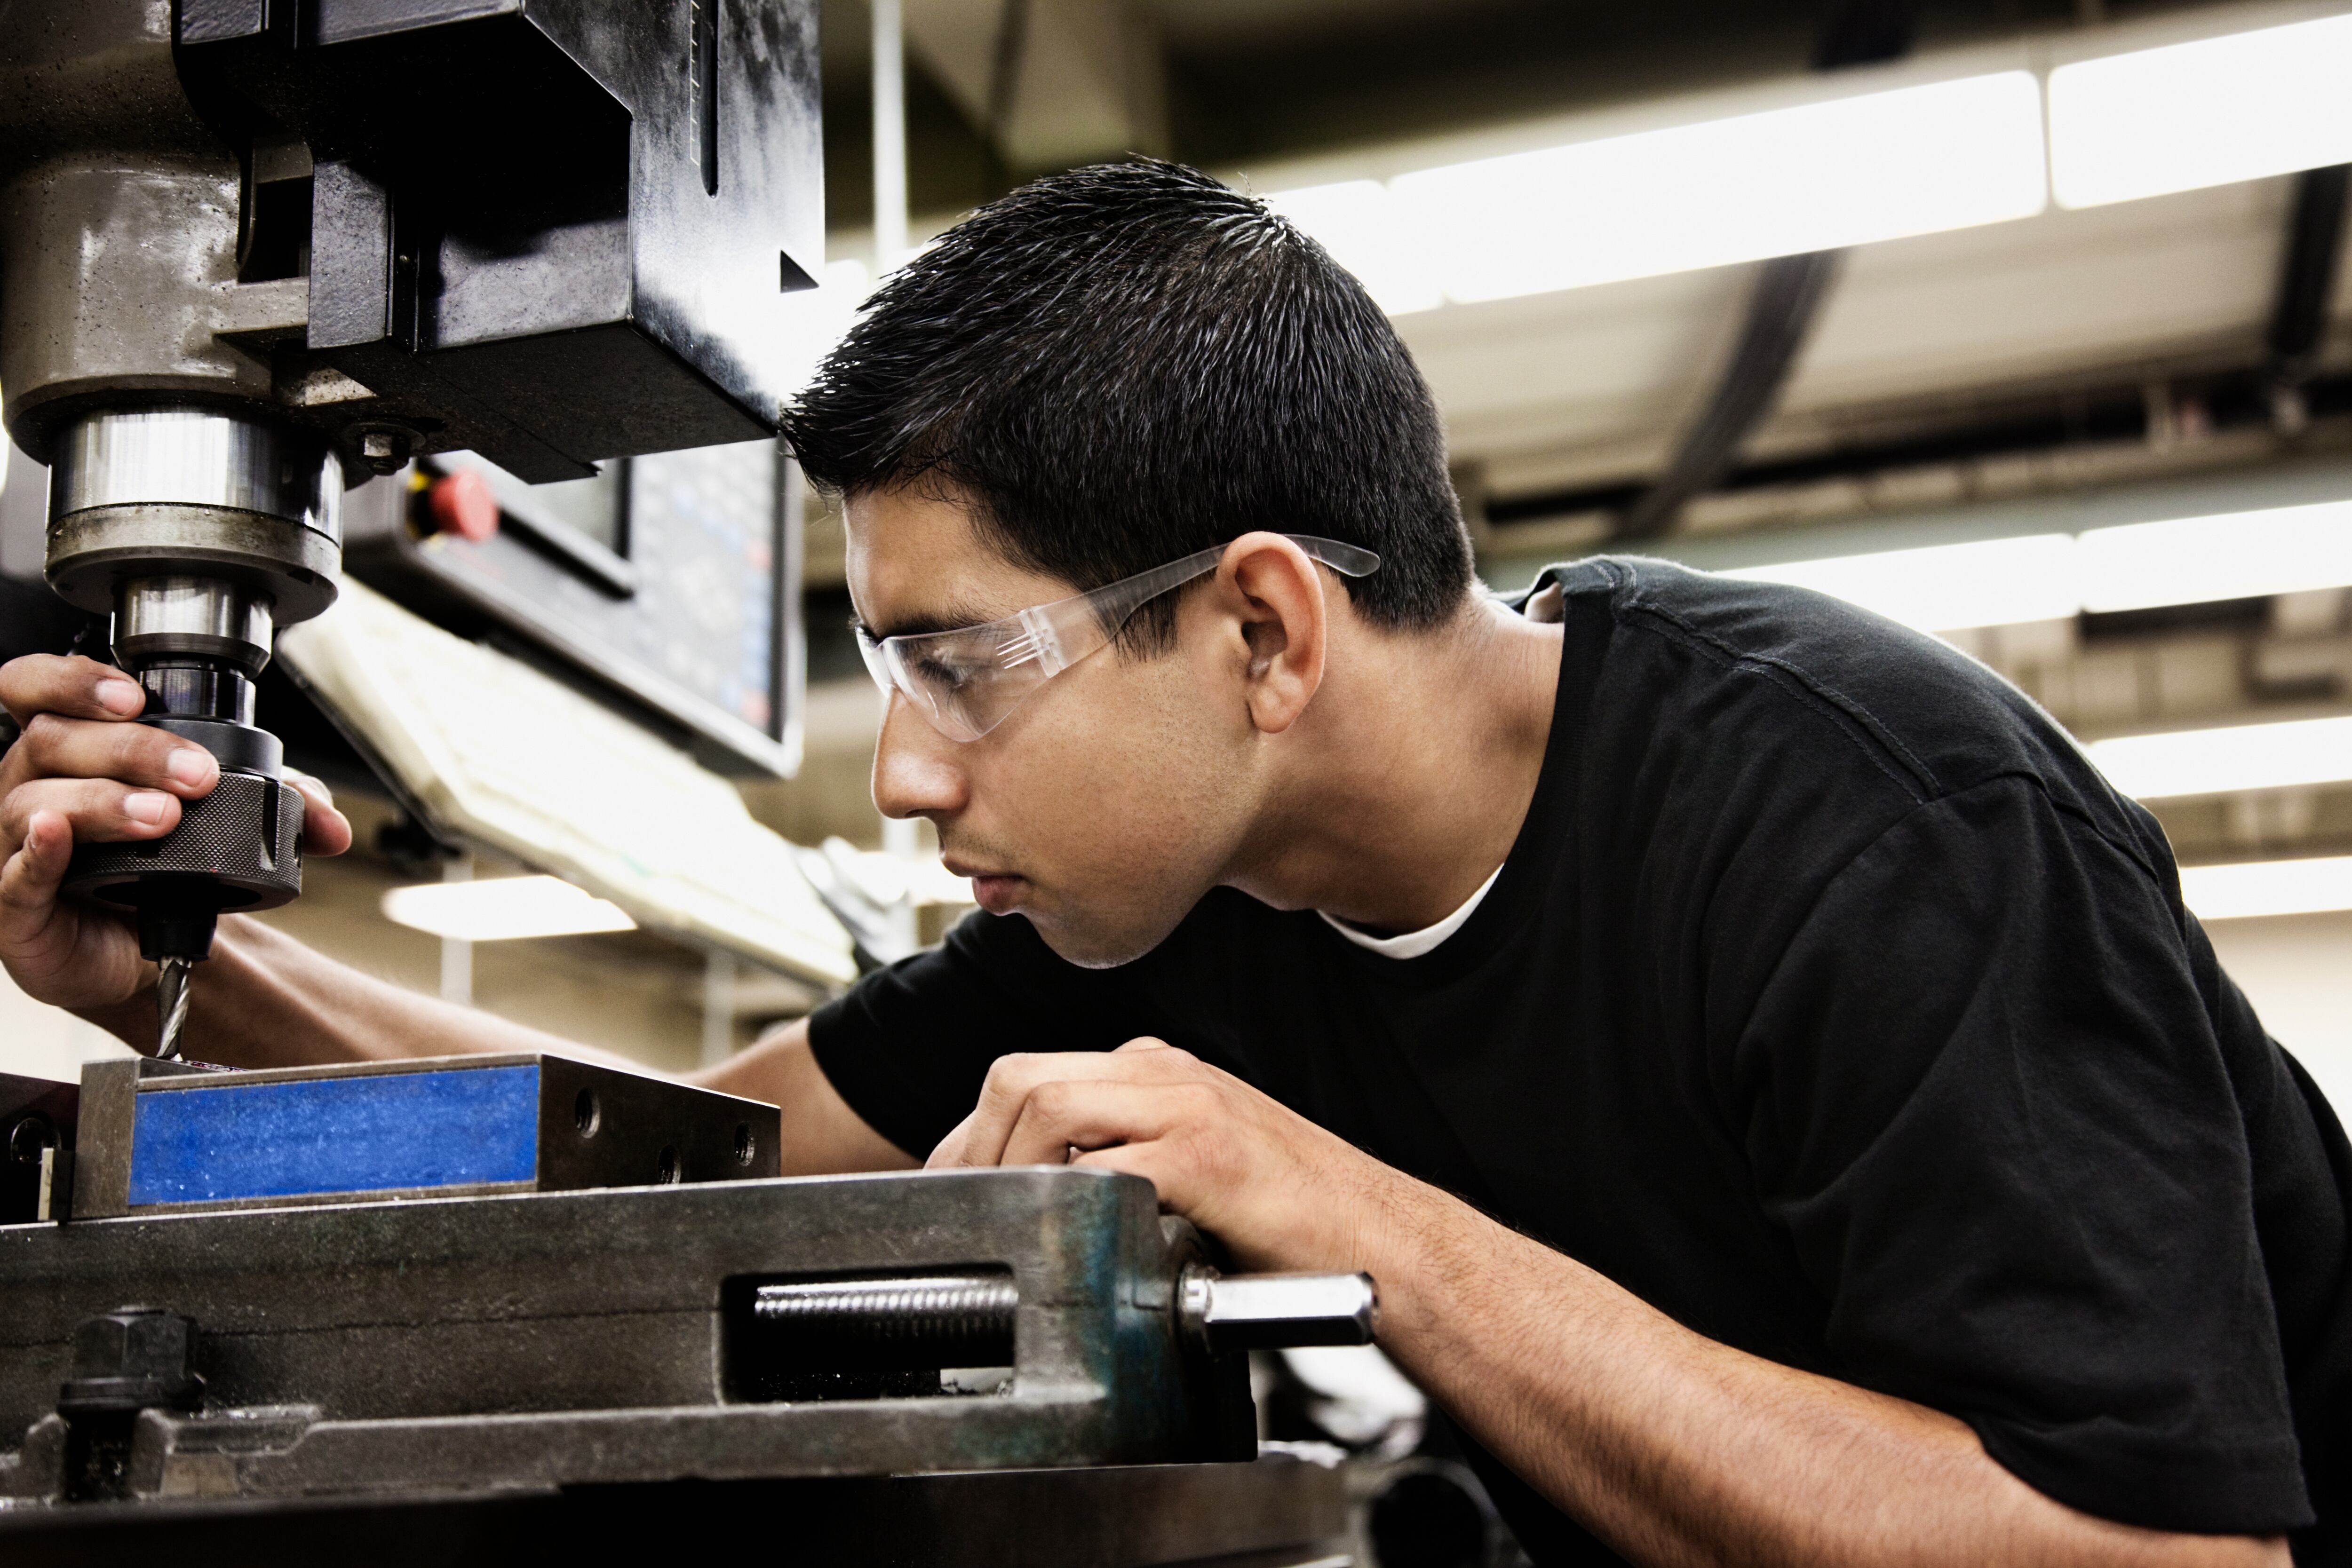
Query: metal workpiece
1182 1269 1382 1355
63 1053 781 1220
0 1168 1259 1501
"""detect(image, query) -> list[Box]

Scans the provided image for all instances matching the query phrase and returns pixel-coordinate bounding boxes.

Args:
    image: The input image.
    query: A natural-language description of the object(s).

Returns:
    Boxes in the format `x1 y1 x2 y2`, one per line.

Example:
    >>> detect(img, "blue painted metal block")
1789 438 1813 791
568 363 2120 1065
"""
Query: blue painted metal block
127 1065 541 1207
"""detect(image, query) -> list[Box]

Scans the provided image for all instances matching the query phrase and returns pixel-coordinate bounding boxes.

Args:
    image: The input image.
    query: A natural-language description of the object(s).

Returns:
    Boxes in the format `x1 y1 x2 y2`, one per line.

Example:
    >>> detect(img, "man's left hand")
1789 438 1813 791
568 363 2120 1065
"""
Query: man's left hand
926 1039 1414 1274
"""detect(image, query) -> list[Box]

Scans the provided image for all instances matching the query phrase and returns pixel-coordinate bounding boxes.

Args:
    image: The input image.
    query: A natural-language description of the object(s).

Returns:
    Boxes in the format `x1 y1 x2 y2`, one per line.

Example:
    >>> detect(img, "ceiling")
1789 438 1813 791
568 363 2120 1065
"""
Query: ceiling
808 0 2352 565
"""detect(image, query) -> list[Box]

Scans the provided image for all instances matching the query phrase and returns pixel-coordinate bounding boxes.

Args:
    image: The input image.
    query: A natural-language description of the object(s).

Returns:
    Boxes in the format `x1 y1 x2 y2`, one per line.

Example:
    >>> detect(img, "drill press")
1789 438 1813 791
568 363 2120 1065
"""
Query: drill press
46 409 341 1057
0 0 824 1055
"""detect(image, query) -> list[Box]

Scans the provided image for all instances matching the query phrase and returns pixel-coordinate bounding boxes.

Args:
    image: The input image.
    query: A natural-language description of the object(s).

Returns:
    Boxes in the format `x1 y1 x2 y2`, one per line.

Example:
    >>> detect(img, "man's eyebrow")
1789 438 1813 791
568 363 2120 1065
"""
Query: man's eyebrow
850 598 1010 641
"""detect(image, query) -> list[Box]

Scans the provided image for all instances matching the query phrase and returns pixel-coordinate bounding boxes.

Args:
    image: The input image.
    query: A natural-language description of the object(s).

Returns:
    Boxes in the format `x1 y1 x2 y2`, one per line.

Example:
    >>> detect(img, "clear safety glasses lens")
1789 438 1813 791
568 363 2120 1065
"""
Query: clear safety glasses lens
859 534 1380 743
859 623 1051 744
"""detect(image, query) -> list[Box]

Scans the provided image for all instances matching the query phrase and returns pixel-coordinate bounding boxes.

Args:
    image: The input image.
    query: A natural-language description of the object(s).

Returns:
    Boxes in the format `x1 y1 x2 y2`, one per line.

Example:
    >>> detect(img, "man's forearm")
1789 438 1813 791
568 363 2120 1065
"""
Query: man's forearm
73 918 919 1177
1367 1183 2287 1568
75 913 612 1069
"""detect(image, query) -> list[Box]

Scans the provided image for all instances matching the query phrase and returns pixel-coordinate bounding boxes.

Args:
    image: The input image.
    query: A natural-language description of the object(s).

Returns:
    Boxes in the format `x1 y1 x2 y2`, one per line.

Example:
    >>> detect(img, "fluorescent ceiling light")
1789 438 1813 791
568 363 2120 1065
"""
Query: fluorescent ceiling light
1262 181 1444 315
1268 71 2045 309
1718 497 2352 634
381 876 636 942
1727 532 2079 633
2086 716 2352 800
2179 855 2352 921
1402 72 2045 302
2048 12 2352 209
2078 499 2352 614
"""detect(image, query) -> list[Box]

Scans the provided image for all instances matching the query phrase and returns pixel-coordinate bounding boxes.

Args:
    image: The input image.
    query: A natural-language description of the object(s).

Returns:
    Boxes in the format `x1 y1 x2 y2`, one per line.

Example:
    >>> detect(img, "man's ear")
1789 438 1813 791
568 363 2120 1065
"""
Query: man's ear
1216 533 1330 736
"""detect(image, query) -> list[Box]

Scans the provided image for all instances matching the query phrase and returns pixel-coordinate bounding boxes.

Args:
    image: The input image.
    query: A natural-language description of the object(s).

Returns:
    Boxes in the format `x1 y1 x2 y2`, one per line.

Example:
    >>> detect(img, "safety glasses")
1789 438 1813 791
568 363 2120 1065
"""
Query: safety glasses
857 534 1382 742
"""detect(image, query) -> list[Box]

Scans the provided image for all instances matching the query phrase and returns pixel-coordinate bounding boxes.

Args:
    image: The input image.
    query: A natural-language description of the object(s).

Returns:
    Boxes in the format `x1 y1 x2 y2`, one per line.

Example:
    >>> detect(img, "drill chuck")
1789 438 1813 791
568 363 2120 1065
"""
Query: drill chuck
45 406 342 965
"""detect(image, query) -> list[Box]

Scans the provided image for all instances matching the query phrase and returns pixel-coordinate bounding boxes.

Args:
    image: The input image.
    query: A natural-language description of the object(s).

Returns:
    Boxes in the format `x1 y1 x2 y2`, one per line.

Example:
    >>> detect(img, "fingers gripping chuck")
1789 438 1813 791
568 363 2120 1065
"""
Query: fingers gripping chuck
44 408 343 1053
66 769 306 947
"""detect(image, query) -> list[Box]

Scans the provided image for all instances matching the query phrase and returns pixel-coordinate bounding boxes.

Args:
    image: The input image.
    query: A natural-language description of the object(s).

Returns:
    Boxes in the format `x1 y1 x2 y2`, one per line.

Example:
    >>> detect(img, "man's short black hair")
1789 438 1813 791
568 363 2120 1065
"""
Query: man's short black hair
783 158 1476 648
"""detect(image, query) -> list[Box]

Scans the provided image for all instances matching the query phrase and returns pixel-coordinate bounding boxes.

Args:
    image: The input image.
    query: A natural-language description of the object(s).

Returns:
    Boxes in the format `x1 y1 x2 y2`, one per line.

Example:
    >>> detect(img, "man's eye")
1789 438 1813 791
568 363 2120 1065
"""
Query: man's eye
913 653 991 691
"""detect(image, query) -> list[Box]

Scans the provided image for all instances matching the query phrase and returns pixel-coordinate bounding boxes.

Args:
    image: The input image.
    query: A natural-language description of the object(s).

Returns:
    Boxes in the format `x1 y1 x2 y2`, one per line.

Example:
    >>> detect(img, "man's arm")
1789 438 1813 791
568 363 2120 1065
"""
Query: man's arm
928 1041 2288 1568
696 1018 920 1174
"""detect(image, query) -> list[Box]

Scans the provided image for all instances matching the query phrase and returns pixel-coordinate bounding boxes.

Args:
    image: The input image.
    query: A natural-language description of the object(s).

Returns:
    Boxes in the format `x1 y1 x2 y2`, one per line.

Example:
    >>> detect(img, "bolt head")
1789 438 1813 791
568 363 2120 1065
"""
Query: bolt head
72 1307 191 1381
58 1307 202 1414
353 428 414 476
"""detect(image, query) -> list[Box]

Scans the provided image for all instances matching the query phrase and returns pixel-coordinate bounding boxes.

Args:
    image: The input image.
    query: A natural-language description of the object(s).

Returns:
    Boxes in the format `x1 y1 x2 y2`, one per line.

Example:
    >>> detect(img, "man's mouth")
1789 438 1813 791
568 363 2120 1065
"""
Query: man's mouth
945 858 1027 914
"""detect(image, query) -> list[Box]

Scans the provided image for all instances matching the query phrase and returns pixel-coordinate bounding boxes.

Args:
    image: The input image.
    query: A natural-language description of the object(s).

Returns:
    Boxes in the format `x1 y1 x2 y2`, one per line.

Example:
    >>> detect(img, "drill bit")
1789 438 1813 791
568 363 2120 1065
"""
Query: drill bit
154 955 192 1062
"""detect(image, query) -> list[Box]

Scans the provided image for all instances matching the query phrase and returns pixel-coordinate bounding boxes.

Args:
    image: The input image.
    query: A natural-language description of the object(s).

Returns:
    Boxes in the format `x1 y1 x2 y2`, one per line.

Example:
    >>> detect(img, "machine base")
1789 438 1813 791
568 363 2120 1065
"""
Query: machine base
0 1457 1351 1568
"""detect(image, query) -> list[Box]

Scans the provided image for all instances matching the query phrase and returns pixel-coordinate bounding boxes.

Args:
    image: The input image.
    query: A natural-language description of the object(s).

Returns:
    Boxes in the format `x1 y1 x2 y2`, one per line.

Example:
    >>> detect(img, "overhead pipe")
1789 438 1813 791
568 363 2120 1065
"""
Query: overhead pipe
2266 163 2350 436
1613 0 1917 543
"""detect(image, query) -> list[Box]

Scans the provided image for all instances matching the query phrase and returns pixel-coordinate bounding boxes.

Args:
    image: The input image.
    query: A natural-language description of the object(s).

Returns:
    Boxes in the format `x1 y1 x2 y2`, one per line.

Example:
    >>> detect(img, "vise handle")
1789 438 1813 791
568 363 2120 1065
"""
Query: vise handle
1178 1267 1379 1354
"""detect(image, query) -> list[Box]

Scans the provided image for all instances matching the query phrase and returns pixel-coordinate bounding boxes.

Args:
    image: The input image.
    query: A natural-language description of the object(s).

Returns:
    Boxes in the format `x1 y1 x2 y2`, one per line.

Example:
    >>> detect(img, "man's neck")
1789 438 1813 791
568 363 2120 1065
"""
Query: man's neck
1226 596 1563 933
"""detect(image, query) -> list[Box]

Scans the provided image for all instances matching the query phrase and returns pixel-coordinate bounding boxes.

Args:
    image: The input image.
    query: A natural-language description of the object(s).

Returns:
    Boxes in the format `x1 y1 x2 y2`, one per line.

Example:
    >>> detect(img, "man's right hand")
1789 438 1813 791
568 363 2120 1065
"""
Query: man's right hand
0 653 350 1014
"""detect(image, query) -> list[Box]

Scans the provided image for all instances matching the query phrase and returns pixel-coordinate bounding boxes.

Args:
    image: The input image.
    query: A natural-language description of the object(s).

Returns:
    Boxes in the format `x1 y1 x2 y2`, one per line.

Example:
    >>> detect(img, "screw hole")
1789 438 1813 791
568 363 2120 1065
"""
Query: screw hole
733 1123 755 1166
573 1088 600 1138
657 1146 681 1184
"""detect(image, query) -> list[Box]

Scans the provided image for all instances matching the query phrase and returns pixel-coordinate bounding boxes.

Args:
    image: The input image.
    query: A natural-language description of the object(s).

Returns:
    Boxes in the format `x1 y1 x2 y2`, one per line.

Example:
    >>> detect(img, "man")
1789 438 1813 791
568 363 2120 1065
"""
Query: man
2 161 2344 1565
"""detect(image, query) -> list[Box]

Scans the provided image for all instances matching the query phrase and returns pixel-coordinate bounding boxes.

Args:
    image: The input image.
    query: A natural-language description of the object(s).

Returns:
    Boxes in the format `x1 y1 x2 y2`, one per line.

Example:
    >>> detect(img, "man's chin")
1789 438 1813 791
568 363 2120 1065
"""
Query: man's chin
1016 904 1178 972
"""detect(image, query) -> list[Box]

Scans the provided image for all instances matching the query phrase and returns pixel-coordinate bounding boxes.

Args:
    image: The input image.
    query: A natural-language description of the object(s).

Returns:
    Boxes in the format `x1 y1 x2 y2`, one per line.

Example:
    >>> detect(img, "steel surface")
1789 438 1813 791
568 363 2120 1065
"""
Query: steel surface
0 1167 1255 1500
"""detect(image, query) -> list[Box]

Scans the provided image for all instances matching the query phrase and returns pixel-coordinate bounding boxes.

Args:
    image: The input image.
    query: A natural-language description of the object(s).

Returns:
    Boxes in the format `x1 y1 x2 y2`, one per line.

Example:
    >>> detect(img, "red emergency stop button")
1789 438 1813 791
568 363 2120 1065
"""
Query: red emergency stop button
426 469 500 543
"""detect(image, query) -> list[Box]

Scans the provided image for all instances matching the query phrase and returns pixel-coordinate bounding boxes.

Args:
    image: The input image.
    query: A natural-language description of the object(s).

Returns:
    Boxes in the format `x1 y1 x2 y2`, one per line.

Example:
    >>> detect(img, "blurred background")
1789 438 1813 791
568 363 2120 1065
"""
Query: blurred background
7 0 2352 1123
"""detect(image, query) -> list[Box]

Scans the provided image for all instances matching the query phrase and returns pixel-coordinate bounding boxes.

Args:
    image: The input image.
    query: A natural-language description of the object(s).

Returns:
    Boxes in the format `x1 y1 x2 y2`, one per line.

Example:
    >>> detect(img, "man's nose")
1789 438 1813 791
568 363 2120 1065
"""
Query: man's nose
871 691 969 822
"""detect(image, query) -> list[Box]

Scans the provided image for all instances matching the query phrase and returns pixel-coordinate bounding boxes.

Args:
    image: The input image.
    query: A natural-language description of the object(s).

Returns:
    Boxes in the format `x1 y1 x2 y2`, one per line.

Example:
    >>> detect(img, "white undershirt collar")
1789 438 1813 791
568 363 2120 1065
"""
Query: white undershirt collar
1318 863 1505 960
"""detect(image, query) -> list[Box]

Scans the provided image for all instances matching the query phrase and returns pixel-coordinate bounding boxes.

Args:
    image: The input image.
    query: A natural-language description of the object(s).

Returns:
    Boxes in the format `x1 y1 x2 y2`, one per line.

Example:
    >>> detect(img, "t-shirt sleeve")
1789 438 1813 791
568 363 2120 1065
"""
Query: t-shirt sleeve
806 907 1150 1159
1730 773 2312 1535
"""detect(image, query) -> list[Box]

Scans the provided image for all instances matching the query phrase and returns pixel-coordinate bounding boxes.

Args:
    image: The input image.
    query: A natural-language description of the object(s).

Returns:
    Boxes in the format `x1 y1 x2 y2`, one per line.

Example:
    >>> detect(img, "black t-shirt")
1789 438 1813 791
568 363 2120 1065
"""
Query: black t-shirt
810 557 2352 1564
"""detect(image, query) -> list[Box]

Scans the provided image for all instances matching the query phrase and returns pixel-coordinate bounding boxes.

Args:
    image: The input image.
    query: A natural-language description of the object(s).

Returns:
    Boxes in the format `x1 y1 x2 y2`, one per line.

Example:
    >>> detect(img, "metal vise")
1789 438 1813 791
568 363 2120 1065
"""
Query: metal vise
0 1057 1377 1506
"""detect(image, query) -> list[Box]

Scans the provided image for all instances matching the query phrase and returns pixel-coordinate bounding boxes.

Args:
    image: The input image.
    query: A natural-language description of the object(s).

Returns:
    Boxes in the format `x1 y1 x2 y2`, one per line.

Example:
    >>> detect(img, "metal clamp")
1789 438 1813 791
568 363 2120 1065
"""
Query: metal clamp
1177 1267 1379 1355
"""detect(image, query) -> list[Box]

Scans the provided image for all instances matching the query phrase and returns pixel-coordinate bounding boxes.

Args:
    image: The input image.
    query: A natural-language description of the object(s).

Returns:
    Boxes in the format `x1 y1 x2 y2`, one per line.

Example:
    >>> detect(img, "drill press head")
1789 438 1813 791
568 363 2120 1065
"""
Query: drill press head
43 406 343 966
1 0 822 1027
